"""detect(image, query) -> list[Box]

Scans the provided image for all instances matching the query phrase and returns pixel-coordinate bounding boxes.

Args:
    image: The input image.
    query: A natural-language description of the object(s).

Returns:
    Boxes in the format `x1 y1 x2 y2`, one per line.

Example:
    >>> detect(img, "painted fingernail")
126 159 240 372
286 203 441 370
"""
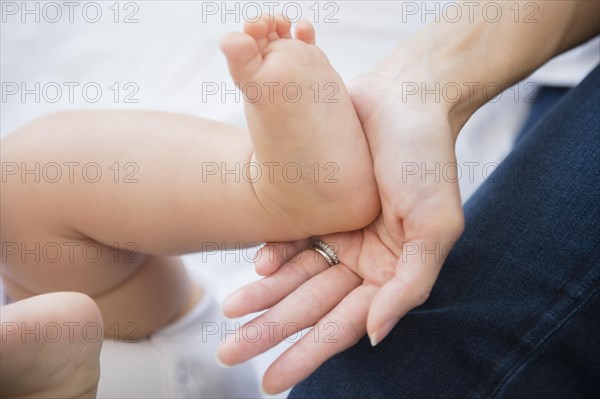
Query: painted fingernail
369 320 397 347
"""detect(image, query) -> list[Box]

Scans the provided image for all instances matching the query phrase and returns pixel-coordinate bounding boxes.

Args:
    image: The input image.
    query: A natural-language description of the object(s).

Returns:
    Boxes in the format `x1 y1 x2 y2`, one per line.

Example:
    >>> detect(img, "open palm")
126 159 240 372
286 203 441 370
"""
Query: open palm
217 217 399 394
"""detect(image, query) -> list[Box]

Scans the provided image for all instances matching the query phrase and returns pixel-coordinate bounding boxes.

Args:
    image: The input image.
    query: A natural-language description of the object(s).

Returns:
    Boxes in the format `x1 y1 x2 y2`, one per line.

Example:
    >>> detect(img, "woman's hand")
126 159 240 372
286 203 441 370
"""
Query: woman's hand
216 0 600 392
217 70 465 393
347 70 465 343
217 218 399 394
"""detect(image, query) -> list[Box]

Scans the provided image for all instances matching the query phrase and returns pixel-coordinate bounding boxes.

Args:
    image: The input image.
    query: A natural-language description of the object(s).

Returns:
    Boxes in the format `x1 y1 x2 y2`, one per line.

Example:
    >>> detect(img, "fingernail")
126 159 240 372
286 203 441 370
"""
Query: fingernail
224 290 237 305
254 253 269 276
215 353 232 369
222 292 241 317
259 382 271 397
369 332 379 347
253 250 264 266
369 320 397 347
260 380 280 396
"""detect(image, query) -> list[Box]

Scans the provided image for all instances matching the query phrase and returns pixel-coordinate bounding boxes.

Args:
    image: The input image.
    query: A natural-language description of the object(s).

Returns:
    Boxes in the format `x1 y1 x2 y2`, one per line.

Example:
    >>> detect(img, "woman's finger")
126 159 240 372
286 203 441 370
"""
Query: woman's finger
218 263 361 365
366 237 444 346
262 283 379 394
254 239 311 276
223 246 330 318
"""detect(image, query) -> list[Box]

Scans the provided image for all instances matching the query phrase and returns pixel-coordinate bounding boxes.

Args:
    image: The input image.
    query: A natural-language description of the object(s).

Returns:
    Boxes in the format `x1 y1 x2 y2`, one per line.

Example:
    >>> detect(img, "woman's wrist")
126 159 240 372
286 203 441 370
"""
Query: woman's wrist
364 1 599 139
360 33 468 141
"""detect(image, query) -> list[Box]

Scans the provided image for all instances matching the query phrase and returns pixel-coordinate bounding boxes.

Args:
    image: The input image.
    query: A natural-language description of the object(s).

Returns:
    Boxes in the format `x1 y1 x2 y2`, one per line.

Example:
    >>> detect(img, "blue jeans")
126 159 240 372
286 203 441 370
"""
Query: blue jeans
290 66 600 399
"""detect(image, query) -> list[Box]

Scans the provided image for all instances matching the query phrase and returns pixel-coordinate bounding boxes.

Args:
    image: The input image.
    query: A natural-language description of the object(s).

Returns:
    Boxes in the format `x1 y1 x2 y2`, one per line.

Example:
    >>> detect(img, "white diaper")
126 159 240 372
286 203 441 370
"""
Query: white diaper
97 268 260 398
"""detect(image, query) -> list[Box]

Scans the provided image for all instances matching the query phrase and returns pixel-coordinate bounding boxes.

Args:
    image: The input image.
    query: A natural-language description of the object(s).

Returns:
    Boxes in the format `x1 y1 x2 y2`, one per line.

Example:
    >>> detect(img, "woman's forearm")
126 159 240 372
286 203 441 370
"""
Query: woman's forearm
372 0 600 136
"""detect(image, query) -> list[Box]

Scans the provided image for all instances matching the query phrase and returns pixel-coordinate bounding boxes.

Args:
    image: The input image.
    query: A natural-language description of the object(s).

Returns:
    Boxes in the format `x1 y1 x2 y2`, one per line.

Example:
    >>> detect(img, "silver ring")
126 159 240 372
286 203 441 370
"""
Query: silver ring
311 239 340 266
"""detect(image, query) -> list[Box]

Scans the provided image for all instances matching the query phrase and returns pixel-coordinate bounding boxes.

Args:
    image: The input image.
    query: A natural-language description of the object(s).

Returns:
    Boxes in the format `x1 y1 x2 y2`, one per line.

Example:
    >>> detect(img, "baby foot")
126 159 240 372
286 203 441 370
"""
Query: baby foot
220 15 380 235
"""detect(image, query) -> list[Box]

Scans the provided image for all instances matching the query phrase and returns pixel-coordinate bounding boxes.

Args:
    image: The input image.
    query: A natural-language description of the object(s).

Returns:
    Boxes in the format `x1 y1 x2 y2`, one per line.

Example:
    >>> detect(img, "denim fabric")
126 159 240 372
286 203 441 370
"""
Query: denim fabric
290 65 600 399
515 86 571 145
